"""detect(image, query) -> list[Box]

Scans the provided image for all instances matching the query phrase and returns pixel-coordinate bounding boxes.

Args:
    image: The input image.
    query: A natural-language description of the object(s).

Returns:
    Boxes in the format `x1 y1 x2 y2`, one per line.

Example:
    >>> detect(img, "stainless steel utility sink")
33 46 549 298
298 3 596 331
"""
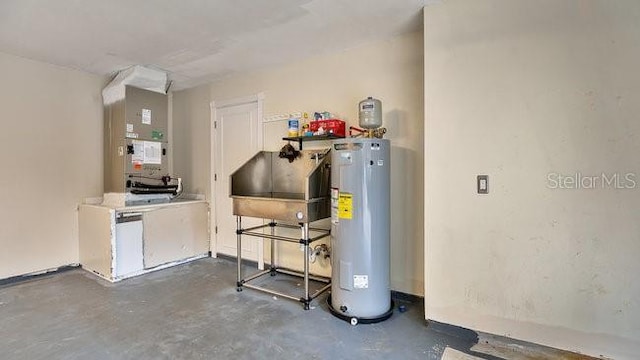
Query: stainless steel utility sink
230 150 331 223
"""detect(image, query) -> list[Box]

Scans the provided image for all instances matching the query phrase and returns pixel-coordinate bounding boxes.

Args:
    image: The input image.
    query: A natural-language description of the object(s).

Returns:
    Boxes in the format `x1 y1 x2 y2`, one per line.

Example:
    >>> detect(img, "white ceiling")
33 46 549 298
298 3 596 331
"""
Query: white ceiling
0 0 429 90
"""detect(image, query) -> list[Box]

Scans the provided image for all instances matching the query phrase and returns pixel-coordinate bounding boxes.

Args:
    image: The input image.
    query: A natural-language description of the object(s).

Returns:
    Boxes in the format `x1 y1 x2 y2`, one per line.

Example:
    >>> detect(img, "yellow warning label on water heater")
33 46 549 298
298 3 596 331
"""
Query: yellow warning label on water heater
338 193 353 219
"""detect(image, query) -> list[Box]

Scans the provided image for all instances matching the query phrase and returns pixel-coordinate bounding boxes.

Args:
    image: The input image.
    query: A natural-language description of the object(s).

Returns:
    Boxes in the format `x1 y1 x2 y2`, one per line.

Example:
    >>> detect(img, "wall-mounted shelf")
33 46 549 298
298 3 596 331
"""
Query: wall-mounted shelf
282 134 344 149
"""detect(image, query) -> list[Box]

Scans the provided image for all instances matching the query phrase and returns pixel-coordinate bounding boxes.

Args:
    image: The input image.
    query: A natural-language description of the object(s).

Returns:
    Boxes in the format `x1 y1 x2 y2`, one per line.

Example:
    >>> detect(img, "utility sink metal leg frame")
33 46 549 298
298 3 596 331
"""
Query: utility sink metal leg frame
235 216 331 310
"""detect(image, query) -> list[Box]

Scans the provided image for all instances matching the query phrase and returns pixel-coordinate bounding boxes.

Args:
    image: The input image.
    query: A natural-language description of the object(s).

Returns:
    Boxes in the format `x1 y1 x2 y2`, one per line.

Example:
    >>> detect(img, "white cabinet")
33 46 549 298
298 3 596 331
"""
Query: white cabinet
79 200 209 282
142 204 208 268
114 215 144 277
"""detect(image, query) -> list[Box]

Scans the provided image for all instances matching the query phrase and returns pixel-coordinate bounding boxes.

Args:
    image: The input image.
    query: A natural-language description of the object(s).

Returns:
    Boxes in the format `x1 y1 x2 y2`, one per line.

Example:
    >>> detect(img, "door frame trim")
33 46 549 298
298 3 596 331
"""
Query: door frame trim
209 93 264 267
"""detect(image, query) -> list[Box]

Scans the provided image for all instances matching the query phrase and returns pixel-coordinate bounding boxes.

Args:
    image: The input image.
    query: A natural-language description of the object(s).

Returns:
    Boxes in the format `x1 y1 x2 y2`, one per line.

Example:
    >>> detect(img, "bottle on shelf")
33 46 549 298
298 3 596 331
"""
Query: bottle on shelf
288 114 299 137
300 112 312 137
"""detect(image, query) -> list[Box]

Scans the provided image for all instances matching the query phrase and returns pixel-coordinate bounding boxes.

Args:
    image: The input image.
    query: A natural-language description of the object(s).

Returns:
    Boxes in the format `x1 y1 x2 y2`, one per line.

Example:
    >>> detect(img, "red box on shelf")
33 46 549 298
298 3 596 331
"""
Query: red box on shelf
309 119 346 137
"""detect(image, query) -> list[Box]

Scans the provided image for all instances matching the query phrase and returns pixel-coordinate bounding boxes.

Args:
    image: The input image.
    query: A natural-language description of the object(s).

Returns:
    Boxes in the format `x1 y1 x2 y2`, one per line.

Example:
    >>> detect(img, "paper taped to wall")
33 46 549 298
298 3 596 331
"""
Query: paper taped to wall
143 141 162 164
131 140 162 165
132 141 144 162
142 109 151 125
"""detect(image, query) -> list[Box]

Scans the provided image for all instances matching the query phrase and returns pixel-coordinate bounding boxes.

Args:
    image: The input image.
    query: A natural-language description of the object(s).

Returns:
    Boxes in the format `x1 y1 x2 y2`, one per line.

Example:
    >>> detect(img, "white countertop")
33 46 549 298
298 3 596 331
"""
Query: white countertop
81 195 207 212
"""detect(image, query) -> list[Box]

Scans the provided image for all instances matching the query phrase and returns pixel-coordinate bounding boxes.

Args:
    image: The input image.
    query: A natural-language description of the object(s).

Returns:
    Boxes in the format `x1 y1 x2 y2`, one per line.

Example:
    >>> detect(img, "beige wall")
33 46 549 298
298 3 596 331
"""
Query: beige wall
0 52 105 279
424 1 640 358
173 31 424 295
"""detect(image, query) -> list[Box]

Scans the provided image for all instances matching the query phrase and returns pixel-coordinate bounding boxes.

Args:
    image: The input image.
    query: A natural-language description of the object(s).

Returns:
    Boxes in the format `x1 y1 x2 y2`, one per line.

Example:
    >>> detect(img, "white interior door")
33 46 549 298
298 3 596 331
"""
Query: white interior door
212 96 263 264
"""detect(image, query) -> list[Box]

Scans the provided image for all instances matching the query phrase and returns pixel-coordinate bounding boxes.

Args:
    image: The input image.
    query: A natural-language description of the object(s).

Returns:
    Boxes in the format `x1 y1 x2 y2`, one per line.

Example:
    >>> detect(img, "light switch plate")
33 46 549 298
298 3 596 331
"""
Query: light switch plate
477 175 489 194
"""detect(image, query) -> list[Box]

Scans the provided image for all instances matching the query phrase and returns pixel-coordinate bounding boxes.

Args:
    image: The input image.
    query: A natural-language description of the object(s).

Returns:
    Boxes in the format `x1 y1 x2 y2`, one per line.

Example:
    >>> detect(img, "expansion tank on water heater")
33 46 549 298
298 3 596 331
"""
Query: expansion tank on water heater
329 137 392 324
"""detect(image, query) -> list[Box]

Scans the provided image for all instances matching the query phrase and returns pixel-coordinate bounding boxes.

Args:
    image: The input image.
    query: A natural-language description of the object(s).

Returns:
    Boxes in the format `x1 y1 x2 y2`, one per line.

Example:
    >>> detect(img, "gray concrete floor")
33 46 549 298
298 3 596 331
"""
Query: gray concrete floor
0 258 595 360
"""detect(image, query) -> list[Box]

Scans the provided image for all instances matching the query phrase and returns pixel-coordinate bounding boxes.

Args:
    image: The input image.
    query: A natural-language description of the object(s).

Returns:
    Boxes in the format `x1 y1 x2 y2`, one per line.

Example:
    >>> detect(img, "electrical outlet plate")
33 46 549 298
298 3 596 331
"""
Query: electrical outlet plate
477 175 489 194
